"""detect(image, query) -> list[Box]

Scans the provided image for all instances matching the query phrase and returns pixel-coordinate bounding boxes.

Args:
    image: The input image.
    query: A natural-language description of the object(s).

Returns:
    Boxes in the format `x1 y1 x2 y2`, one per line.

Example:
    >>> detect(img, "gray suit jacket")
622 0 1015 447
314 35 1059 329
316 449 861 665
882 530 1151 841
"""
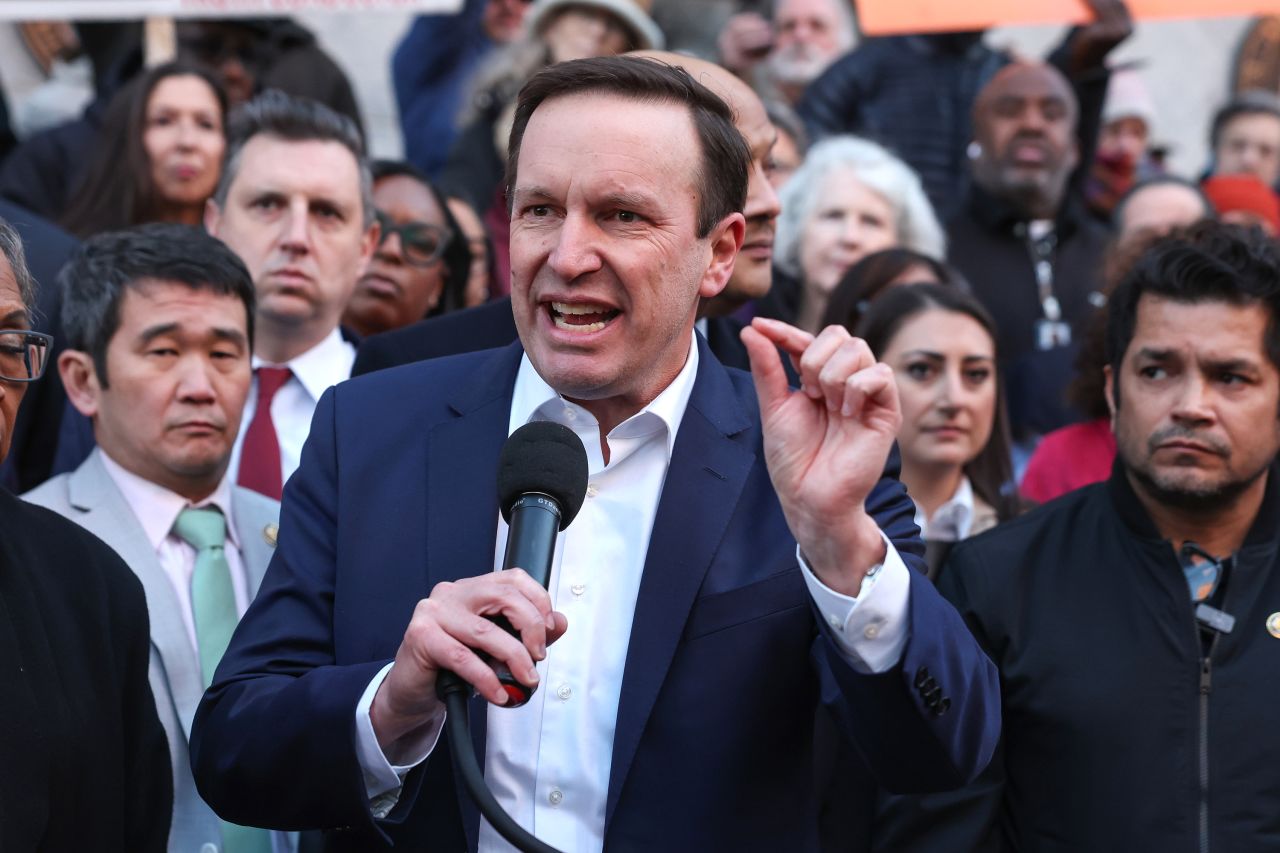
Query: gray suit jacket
24 450 281 853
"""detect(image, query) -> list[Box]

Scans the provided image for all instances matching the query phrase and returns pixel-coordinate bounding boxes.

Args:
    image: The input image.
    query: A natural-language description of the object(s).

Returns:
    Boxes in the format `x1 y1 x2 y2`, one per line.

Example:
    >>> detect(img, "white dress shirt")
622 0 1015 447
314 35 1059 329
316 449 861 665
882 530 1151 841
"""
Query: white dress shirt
353 334 912 851
228 327 355 490
913 476 975 542
98 449 250 654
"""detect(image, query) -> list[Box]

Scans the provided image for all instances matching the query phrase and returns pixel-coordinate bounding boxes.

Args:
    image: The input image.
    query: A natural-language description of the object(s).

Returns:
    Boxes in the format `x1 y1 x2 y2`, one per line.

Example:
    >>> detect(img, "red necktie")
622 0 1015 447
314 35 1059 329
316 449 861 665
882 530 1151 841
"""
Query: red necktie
237 366 292 500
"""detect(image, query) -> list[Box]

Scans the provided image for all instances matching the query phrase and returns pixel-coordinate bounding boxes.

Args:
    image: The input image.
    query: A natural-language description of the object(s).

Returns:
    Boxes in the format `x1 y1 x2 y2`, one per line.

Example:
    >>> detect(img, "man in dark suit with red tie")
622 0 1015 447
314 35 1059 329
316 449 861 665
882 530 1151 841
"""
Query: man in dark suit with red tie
205 91 377 501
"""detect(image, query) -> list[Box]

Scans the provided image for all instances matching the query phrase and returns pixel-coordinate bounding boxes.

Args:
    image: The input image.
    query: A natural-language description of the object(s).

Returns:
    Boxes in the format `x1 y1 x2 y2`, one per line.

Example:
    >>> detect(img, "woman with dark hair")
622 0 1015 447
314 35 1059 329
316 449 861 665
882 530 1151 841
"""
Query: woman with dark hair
820 246 969 333
61 62 227 238
857 283 1018 576
341 160 474 338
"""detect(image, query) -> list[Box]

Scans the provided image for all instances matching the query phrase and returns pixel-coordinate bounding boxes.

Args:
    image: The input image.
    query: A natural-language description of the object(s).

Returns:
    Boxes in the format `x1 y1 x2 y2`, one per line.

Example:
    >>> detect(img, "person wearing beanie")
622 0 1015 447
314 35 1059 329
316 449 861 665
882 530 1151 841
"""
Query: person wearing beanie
1085 67 1160 220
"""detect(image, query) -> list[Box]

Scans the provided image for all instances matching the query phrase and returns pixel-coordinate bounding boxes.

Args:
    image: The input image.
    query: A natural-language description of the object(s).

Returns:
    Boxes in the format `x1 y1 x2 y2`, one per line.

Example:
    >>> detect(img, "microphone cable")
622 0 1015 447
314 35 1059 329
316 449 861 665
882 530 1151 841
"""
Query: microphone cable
437 670 565 853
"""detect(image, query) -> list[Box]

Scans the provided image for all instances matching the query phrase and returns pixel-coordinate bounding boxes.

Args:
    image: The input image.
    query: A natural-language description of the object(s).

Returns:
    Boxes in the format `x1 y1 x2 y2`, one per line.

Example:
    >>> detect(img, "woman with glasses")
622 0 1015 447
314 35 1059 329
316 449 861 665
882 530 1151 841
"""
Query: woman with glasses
341 160 473 338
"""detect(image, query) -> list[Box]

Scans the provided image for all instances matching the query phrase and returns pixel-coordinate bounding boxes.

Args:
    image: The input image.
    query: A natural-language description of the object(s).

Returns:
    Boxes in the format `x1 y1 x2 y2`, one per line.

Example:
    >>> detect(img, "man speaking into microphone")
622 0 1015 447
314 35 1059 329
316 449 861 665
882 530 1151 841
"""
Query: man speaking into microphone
191 57 1000 851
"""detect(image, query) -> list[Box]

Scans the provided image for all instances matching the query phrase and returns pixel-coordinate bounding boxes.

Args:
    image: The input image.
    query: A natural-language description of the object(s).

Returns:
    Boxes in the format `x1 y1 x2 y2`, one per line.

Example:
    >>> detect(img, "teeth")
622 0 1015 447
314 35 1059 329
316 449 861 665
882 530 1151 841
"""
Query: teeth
552 301 610 315
553 315 607 333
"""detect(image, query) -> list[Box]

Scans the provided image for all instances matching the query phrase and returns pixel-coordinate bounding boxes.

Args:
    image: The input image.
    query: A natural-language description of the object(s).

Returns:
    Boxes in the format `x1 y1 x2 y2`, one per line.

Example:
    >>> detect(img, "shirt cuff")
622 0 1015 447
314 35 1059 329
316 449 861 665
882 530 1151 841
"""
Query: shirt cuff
798 533 910 674
354 662 446 818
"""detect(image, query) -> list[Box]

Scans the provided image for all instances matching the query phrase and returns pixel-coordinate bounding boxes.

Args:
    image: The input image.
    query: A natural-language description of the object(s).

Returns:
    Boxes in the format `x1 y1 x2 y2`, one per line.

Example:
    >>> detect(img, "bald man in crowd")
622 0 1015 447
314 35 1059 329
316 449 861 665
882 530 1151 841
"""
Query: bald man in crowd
946 61 1111 453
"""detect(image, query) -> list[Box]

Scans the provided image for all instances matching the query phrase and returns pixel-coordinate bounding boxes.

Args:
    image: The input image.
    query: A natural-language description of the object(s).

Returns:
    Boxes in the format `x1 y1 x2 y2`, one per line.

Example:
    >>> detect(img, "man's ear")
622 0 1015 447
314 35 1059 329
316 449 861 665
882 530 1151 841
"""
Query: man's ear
1103 364 1117 430
60 350 102 419
204 198 222 236
698 212 746 301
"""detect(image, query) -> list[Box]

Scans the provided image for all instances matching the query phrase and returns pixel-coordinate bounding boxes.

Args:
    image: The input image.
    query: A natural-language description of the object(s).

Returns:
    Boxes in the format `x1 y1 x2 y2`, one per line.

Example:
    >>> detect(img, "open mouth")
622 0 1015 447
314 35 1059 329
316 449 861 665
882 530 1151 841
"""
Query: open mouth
549 301 620 334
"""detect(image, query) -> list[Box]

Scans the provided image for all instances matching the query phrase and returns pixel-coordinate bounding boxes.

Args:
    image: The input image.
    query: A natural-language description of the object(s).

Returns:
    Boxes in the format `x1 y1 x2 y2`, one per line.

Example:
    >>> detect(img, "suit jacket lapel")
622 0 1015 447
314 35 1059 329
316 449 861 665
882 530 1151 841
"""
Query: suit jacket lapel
232 489 276 595
605 340 756 828
68 453 205 738
426 344 524 850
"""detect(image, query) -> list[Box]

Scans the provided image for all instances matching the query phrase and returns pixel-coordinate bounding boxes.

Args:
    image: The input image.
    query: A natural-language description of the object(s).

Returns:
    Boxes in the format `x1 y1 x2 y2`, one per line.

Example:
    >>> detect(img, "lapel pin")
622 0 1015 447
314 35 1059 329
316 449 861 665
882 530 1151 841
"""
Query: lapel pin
263 523 279 548
1267 612 1280 639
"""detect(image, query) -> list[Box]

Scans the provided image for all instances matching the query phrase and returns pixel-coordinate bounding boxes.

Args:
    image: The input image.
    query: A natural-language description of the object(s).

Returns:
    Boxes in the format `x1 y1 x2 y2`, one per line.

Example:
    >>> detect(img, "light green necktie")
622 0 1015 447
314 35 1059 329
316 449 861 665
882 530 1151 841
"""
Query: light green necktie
173 507 236 689
172 508 273 853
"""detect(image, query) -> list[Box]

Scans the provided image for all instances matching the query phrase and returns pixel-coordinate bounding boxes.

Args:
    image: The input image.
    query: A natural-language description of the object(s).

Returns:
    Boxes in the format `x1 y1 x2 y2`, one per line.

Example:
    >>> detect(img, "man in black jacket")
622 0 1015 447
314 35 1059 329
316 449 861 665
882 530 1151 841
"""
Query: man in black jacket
923 222 1280 850
797 0 1132 220
948 61 1112 447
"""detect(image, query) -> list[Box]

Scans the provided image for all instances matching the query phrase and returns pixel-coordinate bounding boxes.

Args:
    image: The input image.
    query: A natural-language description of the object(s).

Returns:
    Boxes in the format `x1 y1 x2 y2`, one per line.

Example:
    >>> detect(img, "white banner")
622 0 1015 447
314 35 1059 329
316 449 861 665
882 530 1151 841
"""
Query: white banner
0 0 462 20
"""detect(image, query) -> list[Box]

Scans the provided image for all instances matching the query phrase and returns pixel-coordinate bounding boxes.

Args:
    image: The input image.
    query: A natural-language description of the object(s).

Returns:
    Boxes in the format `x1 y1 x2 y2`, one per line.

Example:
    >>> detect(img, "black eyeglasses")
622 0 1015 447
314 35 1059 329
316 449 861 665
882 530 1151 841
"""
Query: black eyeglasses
0 330 52 382
375 210 452 268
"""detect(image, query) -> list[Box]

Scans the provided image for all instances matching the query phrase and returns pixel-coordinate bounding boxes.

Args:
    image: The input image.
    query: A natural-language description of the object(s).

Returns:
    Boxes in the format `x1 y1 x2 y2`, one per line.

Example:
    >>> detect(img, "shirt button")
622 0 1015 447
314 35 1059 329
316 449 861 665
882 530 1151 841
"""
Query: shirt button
828 613 842 630
563 407 576 420
864 622 881 640
586 484 598 498
200 845 218 853
548 788 564 806
557 684 572 701
571 584 586 597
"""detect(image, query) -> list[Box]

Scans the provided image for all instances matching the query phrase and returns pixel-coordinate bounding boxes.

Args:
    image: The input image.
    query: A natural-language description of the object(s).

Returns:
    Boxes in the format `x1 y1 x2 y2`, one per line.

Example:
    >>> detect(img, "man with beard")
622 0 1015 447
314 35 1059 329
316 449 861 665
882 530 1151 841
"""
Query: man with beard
352 51 783 376
717 0 856 106
920 222 1280 850
798 0 1132 220
946 61 1112 450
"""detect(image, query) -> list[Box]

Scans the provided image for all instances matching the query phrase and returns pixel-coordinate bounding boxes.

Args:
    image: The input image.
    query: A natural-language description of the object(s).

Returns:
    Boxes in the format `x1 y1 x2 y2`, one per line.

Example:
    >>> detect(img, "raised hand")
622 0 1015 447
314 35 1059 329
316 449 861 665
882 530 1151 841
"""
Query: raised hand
1068 0 1133 73
741 318 900 595
717 12 775 76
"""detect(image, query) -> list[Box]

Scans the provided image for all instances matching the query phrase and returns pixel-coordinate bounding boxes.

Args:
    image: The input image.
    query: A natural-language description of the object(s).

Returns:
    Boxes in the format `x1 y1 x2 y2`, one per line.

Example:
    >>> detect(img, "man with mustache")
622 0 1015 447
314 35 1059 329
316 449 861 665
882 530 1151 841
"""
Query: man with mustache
205 91 377 500
946 61 1112 453
917 222 1280 850
24 224 284 853
351 51 783 377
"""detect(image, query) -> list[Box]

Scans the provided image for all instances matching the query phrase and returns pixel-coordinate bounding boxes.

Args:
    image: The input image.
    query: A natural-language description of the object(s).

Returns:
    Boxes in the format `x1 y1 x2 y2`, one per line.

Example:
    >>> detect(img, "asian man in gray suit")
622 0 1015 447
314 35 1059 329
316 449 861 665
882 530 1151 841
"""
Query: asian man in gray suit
24 224 283 853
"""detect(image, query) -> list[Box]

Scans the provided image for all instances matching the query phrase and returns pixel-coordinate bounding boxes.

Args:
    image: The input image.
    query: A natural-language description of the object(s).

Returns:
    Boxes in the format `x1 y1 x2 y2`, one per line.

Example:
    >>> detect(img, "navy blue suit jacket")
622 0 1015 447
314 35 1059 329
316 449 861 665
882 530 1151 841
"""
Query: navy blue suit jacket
191 337 999 851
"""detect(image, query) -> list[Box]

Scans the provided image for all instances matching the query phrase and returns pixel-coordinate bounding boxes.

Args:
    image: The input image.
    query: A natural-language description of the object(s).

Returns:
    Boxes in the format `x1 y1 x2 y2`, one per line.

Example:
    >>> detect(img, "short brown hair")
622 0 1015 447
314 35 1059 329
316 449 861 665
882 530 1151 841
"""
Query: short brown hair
506 56 749 238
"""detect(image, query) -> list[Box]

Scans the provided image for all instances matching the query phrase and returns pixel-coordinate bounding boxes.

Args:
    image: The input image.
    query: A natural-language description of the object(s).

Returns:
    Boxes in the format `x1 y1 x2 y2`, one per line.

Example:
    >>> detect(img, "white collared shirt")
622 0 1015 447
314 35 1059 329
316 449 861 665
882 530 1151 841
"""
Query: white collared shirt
353 333 911 851
228 327 355 490
913 476 975 542
98 448 250 655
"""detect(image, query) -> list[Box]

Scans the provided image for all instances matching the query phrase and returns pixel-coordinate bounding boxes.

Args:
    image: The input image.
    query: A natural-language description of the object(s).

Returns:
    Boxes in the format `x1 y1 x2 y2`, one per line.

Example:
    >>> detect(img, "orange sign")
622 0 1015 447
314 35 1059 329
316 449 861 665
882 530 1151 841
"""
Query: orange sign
859 0 1276 36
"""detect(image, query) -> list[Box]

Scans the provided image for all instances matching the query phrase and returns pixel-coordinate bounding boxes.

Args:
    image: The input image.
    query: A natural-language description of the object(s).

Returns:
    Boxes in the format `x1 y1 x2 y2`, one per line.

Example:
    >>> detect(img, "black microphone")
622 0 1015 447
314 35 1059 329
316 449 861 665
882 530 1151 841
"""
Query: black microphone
487 421 589 706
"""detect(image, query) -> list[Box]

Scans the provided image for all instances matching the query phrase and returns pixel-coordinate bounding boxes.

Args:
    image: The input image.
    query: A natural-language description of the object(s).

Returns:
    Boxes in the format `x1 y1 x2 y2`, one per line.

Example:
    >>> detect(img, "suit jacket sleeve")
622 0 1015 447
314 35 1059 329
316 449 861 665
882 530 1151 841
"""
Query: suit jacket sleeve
865 539 1009 851
807 462 1002 794
190 387 400 835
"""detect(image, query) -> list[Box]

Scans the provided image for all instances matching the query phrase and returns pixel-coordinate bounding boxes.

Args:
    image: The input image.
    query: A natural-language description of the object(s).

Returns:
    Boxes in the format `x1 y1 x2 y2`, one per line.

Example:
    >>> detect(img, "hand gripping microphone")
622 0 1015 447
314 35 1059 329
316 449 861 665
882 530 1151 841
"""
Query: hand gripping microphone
436 422 586 853
487 421 589 706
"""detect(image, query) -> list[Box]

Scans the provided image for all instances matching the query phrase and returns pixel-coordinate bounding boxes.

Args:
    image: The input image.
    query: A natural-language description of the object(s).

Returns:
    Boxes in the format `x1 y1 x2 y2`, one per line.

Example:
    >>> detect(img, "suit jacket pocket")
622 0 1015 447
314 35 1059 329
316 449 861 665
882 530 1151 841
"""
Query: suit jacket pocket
683 569 809 640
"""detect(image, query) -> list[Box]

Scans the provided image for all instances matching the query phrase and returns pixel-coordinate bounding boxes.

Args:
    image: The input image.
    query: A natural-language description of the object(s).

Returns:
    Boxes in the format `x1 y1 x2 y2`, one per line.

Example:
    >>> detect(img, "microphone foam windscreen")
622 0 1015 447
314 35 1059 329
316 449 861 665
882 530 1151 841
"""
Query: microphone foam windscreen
497 421 589 529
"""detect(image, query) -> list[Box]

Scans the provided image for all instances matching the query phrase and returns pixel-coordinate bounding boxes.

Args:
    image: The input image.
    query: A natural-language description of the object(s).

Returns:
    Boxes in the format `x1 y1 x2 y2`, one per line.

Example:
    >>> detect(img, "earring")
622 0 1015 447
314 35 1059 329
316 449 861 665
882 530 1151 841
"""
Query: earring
966 141 982 160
